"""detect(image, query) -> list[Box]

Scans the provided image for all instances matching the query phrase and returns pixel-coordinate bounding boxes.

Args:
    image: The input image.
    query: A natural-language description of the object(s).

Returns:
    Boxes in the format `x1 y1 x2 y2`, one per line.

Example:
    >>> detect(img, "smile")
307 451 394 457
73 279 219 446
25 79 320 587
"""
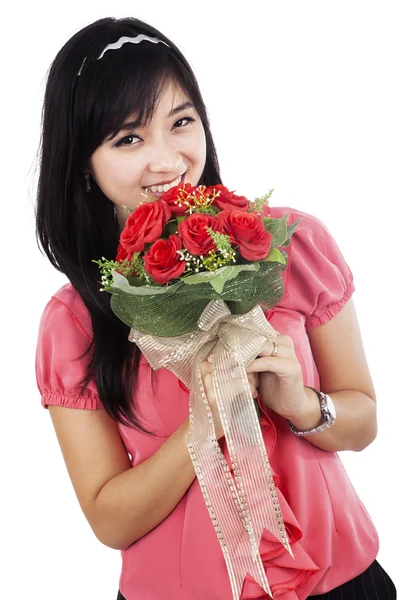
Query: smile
143 172 186 195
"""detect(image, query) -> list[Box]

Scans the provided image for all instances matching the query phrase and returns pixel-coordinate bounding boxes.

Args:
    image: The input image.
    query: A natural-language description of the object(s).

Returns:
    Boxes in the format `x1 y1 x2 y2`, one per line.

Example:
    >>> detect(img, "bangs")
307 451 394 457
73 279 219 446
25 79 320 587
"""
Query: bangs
76 43 187 152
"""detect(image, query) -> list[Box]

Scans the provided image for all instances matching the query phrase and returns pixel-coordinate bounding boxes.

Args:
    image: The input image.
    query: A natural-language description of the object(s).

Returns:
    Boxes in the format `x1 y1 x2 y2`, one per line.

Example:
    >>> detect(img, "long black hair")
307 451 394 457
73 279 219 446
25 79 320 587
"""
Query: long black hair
35 17 222 431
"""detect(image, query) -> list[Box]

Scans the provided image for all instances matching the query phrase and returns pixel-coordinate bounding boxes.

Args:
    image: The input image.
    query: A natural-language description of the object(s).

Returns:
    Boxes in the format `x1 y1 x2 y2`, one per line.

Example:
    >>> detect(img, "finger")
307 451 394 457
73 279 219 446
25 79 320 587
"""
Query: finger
246 355 300 376
200 361 208 373
255 343 290 362
250 386 258 398
247 372 259 388
259 335 294 355
247 372 259 398
200 360 213 378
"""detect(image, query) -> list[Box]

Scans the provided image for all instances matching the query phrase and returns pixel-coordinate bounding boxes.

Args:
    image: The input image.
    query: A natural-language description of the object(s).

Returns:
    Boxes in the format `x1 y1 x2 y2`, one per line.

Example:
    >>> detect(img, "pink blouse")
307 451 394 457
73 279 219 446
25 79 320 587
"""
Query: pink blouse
36 206 379 600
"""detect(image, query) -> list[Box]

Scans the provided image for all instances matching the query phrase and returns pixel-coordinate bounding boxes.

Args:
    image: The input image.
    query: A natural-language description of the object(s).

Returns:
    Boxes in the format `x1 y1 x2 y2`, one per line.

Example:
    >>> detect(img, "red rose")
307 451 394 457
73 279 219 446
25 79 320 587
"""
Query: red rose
143 235 186 284
114 244 135 275
161 183 198 215
205 184 249 212
116 243 132 262
119 200 171 253
217 210 273 261
178 213 219 256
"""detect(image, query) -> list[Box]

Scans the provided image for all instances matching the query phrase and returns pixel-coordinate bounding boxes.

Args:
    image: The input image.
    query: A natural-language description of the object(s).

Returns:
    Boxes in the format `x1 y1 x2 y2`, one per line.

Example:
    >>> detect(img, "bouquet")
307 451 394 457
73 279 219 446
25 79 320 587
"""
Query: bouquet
95 184 300 600
95 185 298 336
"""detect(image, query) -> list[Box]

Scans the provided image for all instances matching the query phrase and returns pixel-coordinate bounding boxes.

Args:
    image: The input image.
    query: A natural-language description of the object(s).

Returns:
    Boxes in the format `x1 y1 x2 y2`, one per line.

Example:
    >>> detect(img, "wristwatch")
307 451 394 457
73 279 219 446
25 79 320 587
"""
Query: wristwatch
287 386 336 436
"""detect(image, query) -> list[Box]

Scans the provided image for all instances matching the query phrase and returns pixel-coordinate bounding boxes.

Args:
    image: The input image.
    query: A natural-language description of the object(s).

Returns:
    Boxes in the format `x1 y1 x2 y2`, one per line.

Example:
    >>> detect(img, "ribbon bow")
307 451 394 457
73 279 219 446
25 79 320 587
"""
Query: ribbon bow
129 300 294 599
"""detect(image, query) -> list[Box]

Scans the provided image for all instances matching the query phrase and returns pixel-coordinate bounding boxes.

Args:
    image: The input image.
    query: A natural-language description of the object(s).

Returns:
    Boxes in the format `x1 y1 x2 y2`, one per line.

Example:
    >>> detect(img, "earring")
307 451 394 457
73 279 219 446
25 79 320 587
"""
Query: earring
85 172 91 192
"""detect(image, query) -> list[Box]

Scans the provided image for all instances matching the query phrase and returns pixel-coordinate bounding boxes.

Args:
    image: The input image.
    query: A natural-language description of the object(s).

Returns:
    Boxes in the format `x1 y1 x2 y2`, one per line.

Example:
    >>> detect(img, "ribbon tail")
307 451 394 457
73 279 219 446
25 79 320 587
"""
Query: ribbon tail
187 349 274 599
213 343 293 557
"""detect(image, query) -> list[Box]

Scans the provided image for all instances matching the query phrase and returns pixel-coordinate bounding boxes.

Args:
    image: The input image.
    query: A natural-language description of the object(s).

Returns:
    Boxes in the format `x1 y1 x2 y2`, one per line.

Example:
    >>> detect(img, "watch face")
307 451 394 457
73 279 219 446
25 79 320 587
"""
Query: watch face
325 394 336 419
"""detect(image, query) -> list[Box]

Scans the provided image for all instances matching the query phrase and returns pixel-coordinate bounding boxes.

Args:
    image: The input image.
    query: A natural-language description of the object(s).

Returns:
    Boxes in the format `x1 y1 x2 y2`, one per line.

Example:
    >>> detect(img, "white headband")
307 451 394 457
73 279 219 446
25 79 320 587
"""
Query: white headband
77 34 169 76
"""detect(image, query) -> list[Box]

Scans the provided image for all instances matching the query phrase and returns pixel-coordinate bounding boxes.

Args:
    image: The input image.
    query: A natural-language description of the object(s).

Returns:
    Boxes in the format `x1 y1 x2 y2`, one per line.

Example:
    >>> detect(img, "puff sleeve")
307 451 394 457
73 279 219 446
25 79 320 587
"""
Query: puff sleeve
35 293 103 410
284 208 356 331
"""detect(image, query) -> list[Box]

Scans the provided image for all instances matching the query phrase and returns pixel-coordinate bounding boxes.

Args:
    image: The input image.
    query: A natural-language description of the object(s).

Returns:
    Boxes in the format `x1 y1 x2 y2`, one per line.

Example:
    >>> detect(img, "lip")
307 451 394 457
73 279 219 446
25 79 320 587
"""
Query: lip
143 172 186 189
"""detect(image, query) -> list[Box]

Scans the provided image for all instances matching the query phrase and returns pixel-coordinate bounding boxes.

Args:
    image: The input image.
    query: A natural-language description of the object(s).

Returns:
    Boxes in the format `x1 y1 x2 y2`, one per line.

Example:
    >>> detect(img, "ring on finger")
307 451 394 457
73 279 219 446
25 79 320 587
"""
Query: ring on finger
271 341 279 357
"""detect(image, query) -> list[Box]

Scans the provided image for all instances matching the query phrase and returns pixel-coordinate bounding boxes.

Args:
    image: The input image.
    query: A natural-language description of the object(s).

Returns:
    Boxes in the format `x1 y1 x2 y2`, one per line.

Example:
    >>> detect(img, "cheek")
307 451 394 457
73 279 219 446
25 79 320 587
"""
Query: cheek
92 153 142 191
195 127 207 163
181 126 207 165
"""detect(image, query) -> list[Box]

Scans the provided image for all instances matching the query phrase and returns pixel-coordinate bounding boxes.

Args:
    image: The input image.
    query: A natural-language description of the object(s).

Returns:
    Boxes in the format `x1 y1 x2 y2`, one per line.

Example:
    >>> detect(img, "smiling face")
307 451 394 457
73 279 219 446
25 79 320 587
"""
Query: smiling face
89 80 207 229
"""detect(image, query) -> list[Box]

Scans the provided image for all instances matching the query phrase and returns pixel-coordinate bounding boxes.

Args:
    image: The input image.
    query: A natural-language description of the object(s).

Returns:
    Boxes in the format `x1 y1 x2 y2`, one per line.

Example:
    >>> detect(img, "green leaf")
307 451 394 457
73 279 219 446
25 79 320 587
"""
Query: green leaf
182 263 260 293
279 218 301 246
176 215 186 224
127 274 147 286
194 205 219 216
265 248 287 265
286 218 301 239
164 220 179 237
263 212 290 247
248 189 275 213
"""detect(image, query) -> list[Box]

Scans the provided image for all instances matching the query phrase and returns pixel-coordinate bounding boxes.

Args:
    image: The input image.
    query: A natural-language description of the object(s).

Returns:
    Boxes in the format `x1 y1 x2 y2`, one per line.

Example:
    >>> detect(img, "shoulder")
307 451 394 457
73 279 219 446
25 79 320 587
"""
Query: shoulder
268 204 346 263
40 282 92 340
268 205 331 237
36 283 94 370
36 283 102 408
268 205 355 327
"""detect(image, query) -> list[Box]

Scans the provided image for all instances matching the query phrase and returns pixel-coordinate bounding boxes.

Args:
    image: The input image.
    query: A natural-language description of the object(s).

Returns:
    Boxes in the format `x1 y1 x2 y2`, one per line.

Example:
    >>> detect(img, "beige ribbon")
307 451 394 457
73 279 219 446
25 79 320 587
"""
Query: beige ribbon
129 300 294 599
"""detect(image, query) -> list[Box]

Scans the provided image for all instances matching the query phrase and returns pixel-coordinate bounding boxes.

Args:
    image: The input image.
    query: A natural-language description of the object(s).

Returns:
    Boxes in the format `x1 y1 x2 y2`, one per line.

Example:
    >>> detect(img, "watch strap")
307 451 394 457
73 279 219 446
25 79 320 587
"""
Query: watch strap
287 387 336 436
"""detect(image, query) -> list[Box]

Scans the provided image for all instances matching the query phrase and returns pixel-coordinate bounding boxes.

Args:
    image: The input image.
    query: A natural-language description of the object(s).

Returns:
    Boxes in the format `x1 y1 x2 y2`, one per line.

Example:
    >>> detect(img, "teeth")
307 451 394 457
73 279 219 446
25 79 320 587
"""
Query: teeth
149 175 182 194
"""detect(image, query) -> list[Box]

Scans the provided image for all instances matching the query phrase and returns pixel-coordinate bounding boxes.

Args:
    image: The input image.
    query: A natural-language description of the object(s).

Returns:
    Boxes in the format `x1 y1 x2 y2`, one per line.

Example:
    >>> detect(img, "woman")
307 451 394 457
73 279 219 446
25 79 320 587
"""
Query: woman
35 16 396 600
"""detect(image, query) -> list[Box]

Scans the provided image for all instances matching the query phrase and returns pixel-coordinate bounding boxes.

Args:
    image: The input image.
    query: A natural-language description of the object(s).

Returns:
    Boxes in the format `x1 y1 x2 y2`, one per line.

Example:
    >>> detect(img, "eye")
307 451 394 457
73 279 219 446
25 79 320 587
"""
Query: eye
115 133 141 148
114 116 195 148
173 116 195 129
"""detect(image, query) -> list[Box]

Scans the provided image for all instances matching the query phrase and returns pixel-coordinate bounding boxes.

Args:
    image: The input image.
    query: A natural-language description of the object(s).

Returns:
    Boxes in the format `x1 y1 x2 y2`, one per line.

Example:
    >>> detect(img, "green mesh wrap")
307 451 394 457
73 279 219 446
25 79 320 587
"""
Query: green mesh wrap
109 257 287 337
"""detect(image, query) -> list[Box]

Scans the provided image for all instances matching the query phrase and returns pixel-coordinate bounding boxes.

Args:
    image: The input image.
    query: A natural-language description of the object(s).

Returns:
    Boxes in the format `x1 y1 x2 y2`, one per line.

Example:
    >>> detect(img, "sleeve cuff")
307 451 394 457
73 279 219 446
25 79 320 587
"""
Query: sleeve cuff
305 280 356 331
41 391 103 410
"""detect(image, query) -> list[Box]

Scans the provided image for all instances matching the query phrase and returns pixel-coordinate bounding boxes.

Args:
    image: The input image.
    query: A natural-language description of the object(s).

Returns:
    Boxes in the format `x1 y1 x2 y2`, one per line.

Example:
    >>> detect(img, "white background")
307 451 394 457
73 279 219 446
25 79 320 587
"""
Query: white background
1 1 399 598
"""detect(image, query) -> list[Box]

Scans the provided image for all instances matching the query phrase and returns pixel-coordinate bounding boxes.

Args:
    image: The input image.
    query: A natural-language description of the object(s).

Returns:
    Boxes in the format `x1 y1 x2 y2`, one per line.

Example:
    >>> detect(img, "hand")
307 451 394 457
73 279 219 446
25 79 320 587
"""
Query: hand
246 334 308 421
201 357 260 440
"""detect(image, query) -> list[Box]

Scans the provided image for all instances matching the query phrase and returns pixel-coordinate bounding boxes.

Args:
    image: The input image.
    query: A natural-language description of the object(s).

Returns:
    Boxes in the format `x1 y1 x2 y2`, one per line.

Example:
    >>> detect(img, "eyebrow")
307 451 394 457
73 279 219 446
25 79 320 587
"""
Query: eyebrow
107 101 195 141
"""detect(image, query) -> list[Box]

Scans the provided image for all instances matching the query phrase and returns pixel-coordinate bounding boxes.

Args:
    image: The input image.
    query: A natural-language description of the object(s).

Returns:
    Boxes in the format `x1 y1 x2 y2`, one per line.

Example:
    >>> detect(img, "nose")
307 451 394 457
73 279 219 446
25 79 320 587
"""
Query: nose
147 142 183 174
